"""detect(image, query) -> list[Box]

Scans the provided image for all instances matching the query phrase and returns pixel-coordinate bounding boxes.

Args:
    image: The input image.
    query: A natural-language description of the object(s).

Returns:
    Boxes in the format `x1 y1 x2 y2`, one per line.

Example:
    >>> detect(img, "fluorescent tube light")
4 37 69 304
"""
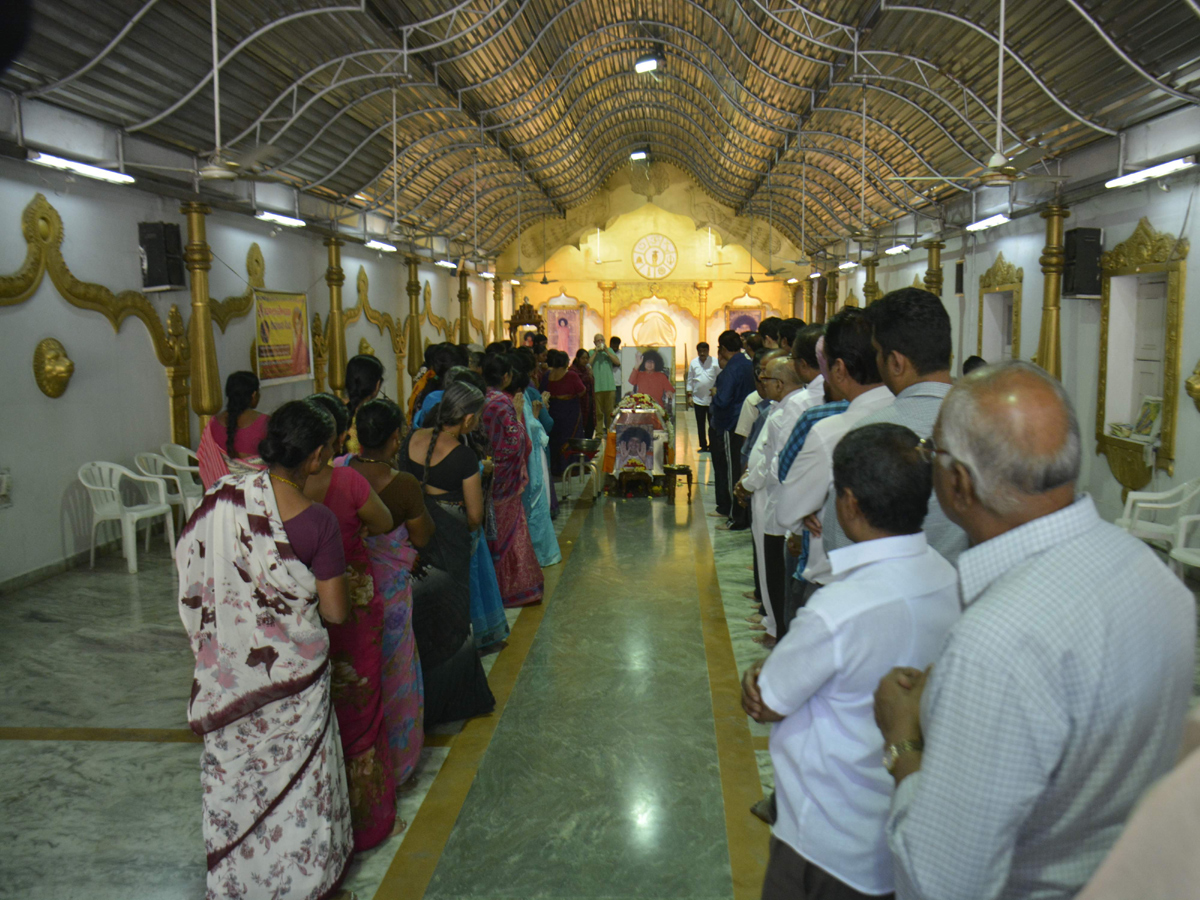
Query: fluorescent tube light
809 272 822 279
255 210 305 228
365 239 397 252
884 244 911 256
838 260 858 271
1105 156 1196 189
634 55 658 74
479 271 495 279
630 150 648 161
786 277 799 284
965 214 1010 233
509 279 521 286
434 258 458 269
29 151 135 184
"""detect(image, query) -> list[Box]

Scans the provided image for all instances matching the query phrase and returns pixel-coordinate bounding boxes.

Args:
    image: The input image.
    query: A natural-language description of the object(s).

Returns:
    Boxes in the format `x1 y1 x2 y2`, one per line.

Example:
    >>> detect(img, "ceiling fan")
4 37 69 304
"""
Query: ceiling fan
703 226 733 268
493 167 530 280
736 190 786 284
592 227 619 265
887 0 1060 189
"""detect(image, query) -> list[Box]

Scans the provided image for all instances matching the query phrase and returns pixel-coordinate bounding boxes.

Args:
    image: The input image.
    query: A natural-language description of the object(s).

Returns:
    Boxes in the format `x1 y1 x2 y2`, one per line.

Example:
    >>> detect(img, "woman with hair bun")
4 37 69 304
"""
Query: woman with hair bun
343 354 386 455
196 371 269 489
304 392 400 851
177 399 353 899
398 382 496 726
339 398 434 791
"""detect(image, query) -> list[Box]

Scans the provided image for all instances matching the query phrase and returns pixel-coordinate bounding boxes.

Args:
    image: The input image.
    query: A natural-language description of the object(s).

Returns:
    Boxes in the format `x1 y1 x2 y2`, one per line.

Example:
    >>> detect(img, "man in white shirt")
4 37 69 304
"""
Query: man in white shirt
812 289 968 567
874 361 1195 900
737 355 817 639
686 341 717 452
777 309 893 598
743 423 960 900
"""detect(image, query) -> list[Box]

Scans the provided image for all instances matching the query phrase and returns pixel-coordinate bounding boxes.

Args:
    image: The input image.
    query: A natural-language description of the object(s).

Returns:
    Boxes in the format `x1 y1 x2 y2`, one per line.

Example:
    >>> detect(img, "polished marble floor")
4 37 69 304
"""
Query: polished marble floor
3 409 1193 900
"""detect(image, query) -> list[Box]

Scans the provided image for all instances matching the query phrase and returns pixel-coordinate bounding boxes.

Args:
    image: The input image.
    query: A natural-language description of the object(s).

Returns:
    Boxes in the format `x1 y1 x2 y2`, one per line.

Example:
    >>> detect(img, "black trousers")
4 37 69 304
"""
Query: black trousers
751 539 762 601
694 403 711 450
711 429 731 516
763 533 788 637
728 432 749 528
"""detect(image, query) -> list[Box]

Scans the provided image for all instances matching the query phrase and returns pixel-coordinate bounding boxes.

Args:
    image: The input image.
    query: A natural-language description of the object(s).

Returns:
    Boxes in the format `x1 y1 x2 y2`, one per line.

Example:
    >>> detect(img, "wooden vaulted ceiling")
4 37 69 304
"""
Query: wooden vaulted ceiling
3 0 1199 257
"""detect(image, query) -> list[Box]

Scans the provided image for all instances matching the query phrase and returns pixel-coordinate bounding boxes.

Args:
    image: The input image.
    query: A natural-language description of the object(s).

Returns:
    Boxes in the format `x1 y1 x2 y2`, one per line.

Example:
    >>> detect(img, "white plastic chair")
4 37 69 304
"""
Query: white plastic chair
1115 477 1200 552
135 452 197 522
78 462 175 574
1169 515 1200 578
161 443 204 512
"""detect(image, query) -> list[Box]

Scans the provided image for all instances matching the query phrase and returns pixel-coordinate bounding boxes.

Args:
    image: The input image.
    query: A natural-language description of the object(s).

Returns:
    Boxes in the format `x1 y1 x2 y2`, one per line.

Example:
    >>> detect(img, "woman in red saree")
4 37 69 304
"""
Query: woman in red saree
540 349 586 476
177 400 353 900
306 393 398 851
572 349 596 439
339 398 434 789
482 354 545 608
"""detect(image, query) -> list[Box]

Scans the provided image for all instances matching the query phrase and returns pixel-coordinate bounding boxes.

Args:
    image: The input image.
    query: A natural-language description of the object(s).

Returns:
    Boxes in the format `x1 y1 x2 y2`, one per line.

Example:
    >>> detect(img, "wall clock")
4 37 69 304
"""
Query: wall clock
632 233 677 280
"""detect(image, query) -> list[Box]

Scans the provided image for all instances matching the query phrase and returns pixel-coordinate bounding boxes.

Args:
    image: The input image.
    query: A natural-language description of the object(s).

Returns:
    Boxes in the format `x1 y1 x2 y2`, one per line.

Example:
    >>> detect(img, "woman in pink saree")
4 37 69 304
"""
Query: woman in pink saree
177 399 353 900
337 398 434 789
306 393 397 851
481 354 545 608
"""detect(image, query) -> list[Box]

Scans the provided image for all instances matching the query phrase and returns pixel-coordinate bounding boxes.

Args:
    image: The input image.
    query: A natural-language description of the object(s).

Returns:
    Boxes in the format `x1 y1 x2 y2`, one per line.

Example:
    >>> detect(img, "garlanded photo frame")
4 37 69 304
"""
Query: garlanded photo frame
726 306 763 333
253 289 312 386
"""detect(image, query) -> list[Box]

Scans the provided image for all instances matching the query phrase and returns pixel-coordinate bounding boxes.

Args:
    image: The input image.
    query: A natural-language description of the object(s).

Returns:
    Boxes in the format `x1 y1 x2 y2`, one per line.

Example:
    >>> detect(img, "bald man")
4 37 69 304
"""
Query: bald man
873 360 1195 900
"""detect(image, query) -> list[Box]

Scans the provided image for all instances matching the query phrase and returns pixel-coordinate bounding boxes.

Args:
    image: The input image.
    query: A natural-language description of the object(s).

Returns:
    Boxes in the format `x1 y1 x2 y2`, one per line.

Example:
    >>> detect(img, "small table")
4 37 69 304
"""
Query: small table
662 464 693 504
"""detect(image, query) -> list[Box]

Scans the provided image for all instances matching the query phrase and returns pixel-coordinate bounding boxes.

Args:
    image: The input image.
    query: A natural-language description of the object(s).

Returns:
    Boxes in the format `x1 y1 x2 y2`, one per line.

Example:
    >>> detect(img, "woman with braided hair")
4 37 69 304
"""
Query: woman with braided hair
196 371 269 489
342 354 385 456
397 382 495 727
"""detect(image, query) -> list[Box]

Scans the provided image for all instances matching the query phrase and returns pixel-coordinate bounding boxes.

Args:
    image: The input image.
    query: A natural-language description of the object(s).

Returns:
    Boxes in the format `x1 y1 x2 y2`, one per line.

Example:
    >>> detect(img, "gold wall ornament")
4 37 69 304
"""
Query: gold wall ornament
801 276 813 321
509 297 545 344
693 281 711 344
311 313 328 393
0 194 191 443
33 337 74 397
923 241 945 296
211 242 265 332
1186 359 1200 413
493 278 505 342
843 289 860 309
911 274 924 290
419 280 449 338
183 201 220 434
1035 204 1069 380
977 252 1024 361
405 257 423 380
359 336 376 356
347 265 410 405
863 258 882 304
324 236 347 396
1096 217 1188 491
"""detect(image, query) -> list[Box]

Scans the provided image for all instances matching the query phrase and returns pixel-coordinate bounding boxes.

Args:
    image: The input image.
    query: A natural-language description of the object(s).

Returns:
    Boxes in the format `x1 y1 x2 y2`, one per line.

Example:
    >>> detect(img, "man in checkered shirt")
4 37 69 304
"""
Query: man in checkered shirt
874 360 1195 900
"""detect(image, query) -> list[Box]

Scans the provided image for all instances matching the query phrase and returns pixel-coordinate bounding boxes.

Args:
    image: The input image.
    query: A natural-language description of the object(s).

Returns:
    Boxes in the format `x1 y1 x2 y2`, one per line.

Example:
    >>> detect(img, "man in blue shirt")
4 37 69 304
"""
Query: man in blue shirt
709 330 757 520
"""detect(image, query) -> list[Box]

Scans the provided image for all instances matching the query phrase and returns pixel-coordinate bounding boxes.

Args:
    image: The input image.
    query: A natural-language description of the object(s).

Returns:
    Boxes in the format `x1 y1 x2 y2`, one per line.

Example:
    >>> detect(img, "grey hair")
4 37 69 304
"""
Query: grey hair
937 360 1081 516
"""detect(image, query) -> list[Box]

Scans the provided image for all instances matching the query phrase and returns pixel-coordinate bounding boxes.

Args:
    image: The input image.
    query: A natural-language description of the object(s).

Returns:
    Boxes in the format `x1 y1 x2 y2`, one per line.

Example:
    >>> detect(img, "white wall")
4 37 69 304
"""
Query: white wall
0 159 460 585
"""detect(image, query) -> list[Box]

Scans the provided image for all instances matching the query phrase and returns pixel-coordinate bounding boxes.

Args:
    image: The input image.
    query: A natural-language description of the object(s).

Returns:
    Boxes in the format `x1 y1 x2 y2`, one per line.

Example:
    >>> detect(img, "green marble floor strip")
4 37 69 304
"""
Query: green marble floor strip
0 726 200 743
374 487 596 900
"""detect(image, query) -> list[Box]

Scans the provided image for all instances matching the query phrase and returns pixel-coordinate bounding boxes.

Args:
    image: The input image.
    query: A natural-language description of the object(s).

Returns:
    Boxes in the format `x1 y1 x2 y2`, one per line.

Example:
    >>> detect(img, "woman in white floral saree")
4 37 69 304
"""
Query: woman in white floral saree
178 400 354 899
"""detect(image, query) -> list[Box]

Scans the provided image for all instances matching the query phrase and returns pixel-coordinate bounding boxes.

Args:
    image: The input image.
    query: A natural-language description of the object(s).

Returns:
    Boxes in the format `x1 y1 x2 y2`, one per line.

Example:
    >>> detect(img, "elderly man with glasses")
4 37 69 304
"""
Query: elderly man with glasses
874 360 1195 900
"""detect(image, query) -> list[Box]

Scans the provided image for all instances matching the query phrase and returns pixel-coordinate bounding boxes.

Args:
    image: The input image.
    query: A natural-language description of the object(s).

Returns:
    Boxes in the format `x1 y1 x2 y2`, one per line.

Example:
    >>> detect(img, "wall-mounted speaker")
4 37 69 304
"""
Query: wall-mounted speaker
137 222 186 292
1064 227 1102 298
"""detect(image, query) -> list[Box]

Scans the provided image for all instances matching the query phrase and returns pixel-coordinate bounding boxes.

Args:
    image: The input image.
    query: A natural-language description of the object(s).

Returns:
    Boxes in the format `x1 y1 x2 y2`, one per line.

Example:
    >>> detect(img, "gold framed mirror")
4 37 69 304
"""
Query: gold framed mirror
978 252 1023 362
1097 217 1189 492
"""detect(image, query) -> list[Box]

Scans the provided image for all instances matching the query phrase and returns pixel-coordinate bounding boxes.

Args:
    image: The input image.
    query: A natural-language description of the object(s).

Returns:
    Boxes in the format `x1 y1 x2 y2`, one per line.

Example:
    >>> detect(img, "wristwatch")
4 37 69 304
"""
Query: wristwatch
883 738 924 773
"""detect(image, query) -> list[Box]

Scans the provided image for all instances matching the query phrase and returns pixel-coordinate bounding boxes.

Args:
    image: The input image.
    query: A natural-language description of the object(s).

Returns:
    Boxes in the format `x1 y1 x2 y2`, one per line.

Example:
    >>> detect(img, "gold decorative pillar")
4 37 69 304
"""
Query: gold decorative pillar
324 236 347 396
599 280 615 337
493 278 504 342
826 271 839 318
1036 203 1069 379
164 307 191 446
457 267 471 344
694 280 711 345
802 275 814 322
311 313 327 393
405 256 422 381
863 257 882 304
923 240 945 297
182 202 220 432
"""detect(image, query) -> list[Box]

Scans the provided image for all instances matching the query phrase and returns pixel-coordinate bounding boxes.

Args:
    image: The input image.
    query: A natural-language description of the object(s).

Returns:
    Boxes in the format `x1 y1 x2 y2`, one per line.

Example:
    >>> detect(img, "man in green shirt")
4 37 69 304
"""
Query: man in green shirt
589 333 620 432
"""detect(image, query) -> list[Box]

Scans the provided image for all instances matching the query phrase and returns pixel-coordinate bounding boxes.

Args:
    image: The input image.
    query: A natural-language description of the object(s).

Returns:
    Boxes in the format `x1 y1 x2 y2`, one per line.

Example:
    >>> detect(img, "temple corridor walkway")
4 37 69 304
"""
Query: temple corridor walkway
0 408 778 900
